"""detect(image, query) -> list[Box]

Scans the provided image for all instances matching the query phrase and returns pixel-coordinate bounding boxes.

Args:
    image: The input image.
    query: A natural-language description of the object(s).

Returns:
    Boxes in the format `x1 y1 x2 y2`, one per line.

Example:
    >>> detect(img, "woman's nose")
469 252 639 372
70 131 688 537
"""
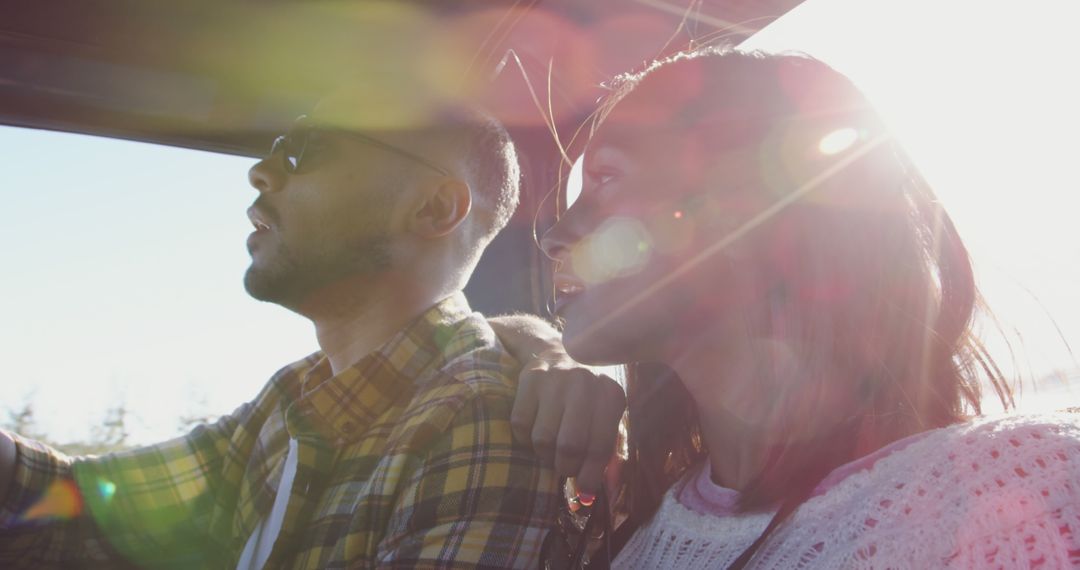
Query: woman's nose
540 220 577 263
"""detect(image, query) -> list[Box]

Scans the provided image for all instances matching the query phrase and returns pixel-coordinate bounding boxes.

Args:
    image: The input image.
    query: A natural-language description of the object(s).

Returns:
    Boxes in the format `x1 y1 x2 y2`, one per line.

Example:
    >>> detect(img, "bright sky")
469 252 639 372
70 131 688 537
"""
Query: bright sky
3 0 1079 444
0 132 314 443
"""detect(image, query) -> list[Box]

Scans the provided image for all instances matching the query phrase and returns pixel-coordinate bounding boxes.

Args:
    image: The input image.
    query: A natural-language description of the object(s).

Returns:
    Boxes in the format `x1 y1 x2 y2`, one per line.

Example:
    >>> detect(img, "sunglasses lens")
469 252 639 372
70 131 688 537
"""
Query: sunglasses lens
270 132 305 173
284 148 300 172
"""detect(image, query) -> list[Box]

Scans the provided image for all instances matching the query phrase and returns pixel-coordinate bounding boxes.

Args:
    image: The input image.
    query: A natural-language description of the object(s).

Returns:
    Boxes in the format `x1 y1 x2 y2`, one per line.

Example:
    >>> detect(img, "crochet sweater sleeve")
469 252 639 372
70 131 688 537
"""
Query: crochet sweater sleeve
613 414 1080 569
932 415 1080 568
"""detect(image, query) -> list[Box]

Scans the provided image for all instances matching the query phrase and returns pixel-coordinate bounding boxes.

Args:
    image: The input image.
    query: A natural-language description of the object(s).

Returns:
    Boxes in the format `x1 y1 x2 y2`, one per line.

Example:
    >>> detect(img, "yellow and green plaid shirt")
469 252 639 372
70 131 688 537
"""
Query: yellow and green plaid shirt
0 294 558 568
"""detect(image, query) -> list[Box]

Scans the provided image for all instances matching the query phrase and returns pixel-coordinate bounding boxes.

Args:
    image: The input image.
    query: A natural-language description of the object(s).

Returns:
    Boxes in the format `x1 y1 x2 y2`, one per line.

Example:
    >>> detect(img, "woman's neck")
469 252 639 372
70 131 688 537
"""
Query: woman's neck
696 408 769 492
666 328 843 492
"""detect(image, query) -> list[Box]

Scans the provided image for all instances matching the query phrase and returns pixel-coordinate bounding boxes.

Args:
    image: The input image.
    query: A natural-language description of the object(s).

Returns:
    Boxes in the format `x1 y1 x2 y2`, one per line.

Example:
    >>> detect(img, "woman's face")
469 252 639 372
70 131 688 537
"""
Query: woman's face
541 105 772 365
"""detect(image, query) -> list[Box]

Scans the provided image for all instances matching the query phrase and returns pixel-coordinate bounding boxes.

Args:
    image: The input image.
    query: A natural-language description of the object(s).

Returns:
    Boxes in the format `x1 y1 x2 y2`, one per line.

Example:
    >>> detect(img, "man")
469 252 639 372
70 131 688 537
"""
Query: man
0 91 562 569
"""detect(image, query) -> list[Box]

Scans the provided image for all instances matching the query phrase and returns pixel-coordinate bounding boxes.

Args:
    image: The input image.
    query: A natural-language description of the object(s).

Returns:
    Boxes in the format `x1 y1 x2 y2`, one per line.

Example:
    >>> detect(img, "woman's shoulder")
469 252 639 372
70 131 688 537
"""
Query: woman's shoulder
720 414 1080 567
898 413 1080 472
848 413 1080 502
807 413 1080 566
946 412 1080 440
619 416 1080 568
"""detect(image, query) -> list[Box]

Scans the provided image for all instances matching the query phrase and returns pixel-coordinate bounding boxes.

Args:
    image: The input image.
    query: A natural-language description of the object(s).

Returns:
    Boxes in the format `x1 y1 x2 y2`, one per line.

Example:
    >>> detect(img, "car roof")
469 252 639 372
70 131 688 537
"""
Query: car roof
1 0 802 156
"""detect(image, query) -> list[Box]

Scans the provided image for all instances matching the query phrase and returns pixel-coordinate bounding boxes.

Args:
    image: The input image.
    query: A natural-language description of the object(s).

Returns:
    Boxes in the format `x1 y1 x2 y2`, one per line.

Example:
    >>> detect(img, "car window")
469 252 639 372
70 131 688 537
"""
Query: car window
0 126 313 451
4 0 1078 451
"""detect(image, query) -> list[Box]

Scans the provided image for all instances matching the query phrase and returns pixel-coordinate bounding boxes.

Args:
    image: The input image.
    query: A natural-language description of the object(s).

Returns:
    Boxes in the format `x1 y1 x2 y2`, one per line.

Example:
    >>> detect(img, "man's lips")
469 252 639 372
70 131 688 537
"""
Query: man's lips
247 206 273 232
246 206 278 255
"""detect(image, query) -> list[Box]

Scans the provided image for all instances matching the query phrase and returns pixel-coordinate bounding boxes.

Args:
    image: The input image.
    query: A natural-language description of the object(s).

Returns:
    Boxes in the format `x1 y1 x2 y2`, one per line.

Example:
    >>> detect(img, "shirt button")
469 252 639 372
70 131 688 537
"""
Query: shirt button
341 421 356 434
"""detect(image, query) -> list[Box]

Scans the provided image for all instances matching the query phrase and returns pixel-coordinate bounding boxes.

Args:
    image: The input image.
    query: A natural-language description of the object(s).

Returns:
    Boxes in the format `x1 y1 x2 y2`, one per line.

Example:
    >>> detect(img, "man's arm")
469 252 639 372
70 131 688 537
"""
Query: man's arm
0 403 252 569
377 386 560 569
489 314 626 497
0 430 16 510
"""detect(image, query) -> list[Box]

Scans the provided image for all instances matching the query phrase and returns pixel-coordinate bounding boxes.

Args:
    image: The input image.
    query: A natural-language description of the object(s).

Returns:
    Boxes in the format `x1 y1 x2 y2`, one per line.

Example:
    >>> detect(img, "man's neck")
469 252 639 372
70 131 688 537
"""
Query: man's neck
302 276 453 375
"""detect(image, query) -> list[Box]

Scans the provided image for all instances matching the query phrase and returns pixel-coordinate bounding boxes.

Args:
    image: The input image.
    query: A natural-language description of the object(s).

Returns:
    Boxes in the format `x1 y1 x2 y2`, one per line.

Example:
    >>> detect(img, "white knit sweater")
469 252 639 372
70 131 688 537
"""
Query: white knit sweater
613 414 1080 569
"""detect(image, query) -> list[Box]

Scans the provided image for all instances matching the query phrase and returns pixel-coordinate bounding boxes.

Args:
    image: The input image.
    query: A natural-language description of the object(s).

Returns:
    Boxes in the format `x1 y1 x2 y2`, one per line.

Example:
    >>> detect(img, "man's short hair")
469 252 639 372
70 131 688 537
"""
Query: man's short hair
314 83 520 248
444 108 521 245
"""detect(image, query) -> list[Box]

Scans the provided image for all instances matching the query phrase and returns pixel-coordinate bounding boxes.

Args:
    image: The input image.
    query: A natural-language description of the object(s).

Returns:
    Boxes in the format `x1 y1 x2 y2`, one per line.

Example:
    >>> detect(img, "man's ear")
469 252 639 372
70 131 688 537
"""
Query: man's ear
409 178 472 238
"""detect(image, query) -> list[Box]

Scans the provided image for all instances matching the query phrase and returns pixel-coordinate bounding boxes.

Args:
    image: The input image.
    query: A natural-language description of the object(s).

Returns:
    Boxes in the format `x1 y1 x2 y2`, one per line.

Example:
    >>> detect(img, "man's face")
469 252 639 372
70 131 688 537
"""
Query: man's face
244 118 409 310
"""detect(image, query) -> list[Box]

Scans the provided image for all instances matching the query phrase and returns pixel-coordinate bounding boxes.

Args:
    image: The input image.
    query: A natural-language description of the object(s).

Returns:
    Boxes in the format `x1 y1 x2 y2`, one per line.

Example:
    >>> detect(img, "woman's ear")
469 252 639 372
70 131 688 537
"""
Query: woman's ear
409 178 472 238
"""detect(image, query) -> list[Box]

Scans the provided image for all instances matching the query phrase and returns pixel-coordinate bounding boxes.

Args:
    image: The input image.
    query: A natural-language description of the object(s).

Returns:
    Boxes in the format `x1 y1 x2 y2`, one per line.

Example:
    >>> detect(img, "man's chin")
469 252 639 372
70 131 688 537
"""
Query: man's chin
243 267 290 304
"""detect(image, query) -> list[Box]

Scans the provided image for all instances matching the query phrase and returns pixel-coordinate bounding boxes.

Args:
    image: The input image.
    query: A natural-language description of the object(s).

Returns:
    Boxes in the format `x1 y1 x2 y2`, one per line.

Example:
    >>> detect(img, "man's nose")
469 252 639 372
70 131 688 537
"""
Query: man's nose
248 157 284 194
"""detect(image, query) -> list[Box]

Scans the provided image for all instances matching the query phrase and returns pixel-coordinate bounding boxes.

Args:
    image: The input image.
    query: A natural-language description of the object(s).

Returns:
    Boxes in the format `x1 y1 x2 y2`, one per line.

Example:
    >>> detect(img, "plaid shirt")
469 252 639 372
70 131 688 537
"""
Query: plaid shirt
0 294 558 569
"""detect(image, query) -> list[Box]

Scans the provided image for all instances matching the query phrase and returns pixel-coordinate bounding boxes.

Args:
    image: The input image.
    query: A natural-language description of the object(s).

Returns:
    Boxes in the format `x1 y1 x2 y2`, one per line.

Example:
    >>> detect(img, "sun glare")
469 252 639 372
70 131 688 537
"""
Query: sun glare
744 0 1080 411
818 128 858 155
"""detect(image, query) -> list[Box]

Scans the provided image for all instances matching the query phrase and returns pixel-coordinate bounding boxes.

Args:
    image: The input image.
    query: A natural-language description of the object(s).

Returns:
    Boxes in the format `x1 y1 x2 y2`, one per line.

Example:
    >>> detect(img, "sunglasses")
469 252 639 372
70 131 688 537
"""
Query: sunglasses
269 116 450 176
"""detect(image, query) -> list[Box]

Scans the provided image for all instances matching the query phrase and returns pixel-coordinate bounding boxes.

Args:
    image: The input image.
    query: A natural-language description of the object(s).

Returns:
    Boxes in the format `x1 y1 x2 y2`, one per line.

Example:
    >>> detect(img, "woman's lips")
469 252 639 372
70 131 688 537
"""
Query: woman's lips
553 273 586 316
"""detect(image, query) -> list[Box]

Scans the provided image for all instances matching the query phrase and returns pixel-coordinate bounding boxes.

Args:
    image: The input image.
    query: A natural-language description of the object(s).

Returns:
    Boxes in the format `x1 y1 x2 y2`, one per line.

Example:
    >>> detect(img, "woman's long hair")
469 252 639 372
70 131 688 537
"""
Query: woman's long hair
594 48 1013 531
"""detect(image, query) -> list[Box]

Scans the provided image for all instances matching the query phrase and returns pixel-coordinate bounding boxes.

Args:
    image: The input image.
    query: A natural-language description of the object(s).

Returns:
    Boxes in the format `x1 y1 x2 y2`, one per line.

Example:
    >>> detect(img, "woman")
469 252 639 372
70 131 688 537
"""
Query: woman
531 47 1080 568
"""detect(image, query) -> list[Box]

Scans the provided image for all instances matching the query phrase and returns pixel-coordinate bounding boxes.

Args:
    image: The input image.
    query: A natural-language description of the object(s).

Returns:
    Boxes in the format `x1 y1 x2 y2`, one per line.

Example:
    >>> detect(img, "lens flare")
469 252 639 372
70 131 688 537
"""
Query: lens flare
571 217 653 285
97 478 117 502
818 127 859 155
21 479 83 522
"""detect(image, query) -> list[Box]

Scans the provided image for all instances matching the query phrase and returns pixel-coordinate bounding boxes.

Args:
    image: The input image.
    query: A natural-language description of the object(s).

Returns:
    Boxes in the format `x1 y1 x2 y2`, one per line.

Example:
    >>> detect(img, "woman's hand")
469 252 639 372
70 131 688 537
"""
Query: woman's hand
488 314 626 496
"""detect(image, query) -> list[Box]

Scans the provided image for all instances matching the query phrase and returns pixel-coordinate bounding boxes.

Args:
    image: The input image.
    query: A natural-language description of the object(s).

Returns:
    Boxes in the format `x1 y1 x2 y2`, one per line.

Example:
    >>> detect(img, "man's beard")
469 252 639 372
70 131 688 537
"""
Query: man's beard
244 233 391 310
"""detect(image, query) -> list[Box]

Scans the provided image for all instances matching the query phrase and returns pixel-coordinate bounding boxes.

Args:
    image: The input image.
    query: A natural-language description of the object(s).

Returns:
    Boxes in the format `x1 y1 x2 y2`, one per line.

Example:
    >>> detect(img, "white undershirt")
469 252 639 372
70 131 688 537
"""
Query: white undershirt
236 438 300 570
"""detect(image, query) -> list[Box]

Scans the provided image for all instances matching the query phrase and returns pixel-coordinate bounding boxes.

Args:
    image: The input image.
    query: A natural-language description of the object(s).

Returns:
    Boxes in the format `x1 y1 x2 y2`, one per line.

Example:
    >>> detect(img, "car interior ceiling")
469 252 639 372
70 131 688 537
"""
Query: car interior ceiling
0 0 804 316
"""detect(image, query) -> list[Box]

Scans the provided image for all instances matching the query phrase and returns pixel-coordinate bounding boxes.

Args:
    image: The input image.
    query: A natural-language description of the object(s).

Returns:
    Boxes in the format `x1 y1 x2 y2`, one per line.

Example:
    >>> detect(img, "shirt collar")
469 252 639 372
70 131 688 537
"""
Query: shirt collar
286 293 473 445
